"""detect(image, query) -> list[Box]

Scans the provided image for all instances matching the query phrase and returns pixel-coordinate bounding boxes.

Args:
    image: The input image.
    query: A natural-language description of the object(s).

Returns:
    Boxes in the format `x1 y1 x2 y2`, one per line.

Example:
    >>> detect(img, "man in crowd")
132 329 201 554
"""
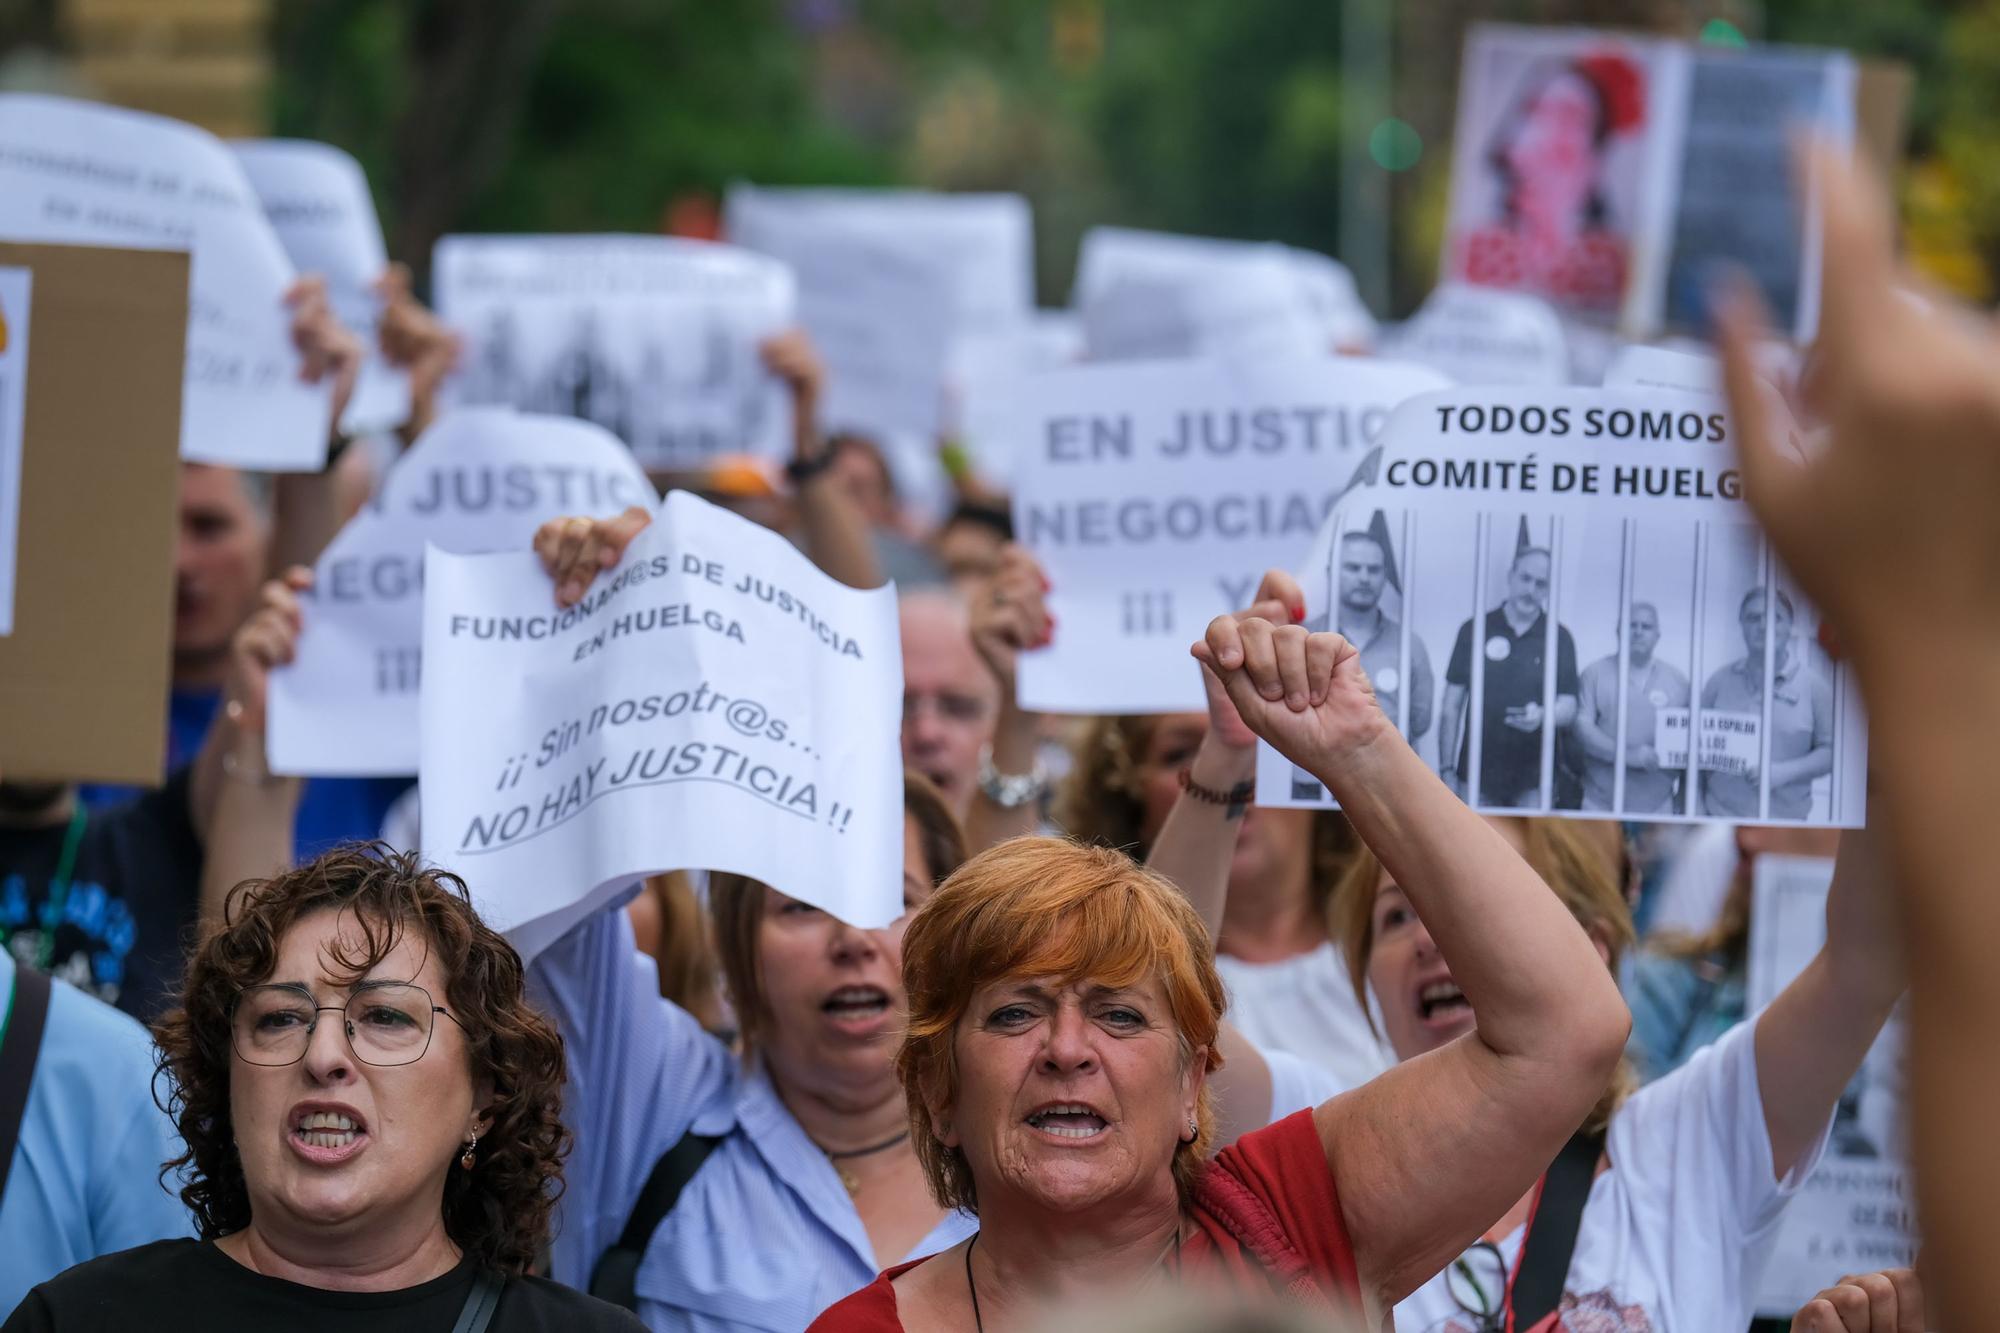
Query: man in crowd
1573 601 1691 814
1439 544 1579 809
898 590 999 818
1699 586 1835 820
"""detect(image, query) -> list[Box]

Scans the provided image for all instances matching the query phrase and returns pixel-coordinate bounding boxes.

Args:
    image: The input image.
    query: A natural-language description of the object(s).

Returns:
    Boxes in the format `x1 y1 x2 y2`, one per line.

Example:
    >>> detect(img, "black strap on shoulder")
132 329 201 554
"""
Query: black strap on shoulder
450 1270 505 1333
1510 1128 1605 1330
589 1131 724 1311
0 966 53 1201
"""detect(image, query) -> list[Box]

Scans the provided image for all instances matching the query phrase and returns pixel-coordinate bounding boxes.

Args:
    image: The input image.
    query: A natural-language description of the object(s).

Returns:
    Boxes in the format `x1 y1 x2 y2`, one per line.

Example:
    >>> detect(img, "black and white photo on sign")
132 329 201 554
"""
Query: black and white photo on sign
433 235 795 470
1289 507 1433 803
1255 385 1866 828
1747 854 1916 1315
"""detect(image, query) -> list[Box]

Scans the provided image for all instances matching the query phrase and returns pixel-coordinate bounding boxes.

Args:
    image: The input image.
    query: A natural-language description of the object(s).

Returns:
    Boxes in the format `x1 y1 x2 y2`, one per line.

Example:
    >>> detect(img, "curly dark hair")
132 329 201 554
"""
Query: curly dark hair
151 843 570 1275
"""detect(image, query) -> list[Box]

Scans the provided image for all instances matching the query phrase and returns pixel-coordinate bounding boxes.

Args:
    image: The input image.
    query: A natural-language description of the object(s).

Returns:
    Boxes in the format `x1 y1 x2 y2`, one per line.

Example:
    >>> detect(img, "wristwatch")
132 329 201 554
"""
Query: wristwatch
977 743 1048 809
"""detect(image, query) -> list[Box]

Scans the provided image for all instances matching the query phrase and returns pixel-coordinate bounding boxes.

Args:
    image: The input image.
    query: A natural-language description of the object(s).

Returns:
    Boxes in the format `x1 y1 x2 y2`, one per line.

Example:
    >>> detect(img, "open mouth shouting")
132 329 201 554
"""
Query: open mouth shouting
288 1102 369 1164
1025 1102 1110 1142
821 984 892 1034
1417 979 1472 1028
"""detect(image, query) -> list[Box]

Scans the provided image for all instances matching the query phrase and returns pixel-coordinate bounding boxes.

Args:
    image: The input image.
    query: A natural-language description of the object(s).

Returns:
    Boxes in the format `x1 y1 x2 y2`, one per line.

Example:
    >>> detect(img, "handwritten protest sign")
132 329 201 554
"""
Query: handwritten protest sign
0 95 332 469
1256 385 1867 827
1381 284 1570 386
267 409 652 776
1074 227 1375 361
434 235 794 469
1747 854 1915 1314
0 267 25 635
1010 355 1447 714
419 489 902 963
233 139 409 435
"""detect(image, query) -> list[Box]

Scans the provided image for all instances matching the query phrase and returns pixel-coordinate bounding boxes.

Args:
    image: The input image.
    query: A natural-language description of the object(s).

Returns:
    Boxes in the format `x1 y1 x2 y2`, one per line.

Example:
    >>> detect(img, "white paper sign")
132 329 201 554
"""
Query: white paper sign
1747 854 1916 1314
1074 227 1376 361
0 267 27 636
1381 283 1569 386
419 489 903 963
1257 386 1867 827
268 408 653 776
1010 355 1448 714
233 139 409 436
948 312 1082 484
434 235 795 469
0 95 332 470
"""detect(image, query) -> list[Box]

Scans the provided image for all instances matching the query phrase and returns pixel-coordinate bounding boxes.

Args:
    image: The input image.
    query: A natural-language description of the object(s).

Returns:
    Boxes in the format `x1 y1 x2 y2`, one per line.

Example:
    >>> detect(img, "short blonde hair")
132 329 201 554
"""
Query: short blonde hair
1331 818 1637 1129
897 837 1226 1214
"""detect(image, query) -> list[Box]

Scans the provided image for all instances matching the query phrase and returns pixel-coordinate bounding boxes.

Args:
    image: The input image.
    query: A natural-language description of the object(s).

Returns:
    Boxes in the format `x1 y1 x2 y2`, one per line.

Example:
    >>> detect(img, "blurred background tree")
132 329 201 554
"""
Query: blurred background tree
3 0 1993 308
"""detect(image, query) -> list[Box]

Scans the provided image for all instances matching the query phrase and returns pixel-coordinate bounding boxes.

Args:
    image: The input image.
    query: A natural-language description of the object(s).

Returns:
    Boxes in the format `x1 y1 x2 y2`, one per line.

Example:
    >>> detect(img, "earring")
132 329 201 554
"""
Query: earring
1185 1117 1198 1142
460 1130 479 1171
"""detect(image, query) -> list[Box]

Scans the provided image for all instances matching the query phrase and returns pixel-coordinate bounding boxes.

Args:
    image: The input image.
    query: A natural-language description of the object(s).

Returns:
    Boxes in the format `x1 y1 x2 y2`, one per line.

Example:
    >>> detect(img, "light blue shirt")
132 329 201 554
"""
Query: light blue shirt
0 953 192 1313
530 901 978 1332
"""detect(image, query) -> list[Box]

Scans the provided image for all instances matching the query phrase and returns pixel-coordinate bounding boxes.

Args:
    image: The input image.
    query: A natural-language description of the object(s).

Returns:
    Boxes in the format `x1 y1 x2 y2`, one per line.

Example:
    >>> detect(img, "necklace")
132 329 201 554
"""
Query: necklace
965 1224 1183 1332
812 1128 910 1195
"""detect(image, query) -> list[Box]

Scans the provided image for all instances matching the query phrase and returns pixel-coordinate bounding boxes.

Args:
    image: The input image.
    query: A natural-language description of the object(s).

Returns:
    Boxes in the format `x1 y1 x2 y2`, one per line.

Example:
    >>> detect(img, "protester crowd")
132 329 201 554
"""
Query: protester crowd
0 104 1972 1333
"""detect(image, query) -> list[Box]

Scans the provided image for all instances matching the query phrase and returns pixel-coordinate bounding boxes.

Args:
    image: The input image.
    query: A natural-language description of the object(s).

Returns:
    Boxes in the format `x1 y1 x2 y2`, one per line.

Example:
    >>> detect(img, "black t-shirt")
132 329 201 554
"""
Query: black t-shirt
0 768 202 1020
1446 605 1580 800
4 1239 646 1333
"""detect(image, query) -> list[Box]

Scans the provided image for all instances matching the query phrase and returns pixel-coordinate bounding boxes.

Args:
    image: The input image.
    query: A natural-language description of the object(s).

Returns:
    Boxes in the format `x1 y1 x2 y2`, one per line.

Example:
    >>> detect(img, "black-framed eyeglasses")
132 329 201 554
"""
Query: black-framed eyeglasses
230 981 467 1068
1445 1239 1509 1332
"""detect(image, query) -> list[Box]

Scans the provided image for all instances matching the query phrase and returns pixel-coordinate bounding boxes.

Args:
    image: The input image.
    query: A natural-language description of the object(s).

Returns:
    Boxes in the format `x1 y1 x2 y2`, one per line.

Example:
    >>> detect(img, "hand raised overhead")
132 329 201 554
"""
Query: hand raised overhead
1191 607 1390 777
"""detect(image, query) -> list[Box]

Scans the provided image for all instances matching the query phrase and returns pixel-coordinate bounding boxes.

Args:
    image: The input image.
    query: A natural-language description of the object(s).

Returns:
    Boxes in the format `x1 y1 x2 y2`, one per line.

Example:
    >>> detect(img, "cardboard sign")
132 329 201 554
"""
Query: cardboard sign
233 138 410 435
0 267 28 636
0 95 332 470
1747 854 1916 1314
1010 354 1448 714
419 489 903 964
267 408 654 776
1257 385 1866 827
434 235 794 469
0 243 185 784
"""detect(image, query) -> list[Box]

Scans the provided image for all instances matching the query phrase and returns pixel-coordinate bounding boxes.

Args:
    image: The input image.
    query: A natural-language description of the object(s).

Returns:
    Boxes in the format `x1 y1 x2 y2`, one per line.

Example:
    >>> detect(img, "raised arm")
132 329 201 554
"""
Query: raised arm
1718 144 2000 1327
1194 617 1629 1310
963 544 1052 853
1753 824 1904 1178
762 329 884 591
190 569 310 930
376 263 463 449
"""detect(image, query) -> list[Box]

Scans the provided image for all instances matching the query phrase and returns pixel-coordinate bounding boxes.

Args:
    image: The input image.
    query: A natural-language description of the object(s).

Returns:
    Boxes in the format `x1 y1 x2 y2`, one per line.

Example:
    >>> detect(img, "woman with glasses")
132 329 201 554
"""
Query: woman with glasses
1333 819 1905 1332
3 844 643 1332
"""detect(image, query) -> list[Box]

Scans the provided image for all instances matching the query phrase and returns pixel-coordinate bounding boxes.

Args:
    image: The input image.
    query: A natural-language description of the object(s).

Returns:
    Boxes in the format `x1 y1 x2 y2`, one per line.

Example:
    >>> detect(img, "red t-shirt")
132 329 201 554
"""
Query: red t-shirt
807 1110 1359 1331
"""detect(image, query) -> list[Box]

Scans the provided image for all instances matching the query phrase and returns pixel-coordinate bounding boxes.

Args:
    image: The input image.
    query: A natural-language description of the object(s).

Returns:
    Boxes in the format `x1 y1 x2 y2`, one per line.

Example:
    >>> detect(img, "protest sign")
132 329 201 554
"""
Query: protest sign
947 312 1082 484
433 235 794 469
1256 385 1867 827
233 139 409 435
267 408 653 776
1656 48 1855 341
0 267 27 635
0 95 332 470
1747 854 1916 1314
0 243 185 784
723 192 956 441
1444 26 1685 320
1010 355 1448 714
1074 227 1375 360
419 489 903 964
1381 284 1570 386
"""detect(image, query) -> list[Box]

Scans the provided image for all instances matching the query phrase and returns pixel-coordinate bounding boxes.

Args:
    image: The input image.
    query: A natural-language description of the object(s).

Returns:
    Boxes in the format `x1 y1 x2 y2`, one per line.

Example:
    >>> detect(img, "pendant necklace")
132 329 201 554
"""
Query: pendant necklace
815 1128 910 1195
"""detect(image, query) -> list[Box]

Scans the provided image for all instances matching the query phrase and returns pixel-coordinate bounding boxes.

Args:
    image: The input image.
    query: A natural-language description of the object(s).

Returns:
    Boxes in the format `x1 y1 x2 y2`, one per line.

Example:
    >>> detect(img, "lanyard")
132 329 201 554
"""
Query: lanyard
34 805 88 971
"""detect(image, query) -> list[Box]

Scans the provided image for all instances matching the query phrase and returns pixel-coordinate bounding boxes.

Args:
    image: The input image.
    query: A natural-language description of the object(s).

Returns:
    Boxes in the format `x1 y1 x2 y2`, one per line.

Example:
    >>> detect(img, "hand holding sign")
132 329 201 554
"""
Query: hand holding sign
1789 1267 1923 1333
1193 618 1389 781
536 505 654 608
758 328 825 461
376 263 461 441
285 276 362 438
226 567 313 735
968 544 1053 701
